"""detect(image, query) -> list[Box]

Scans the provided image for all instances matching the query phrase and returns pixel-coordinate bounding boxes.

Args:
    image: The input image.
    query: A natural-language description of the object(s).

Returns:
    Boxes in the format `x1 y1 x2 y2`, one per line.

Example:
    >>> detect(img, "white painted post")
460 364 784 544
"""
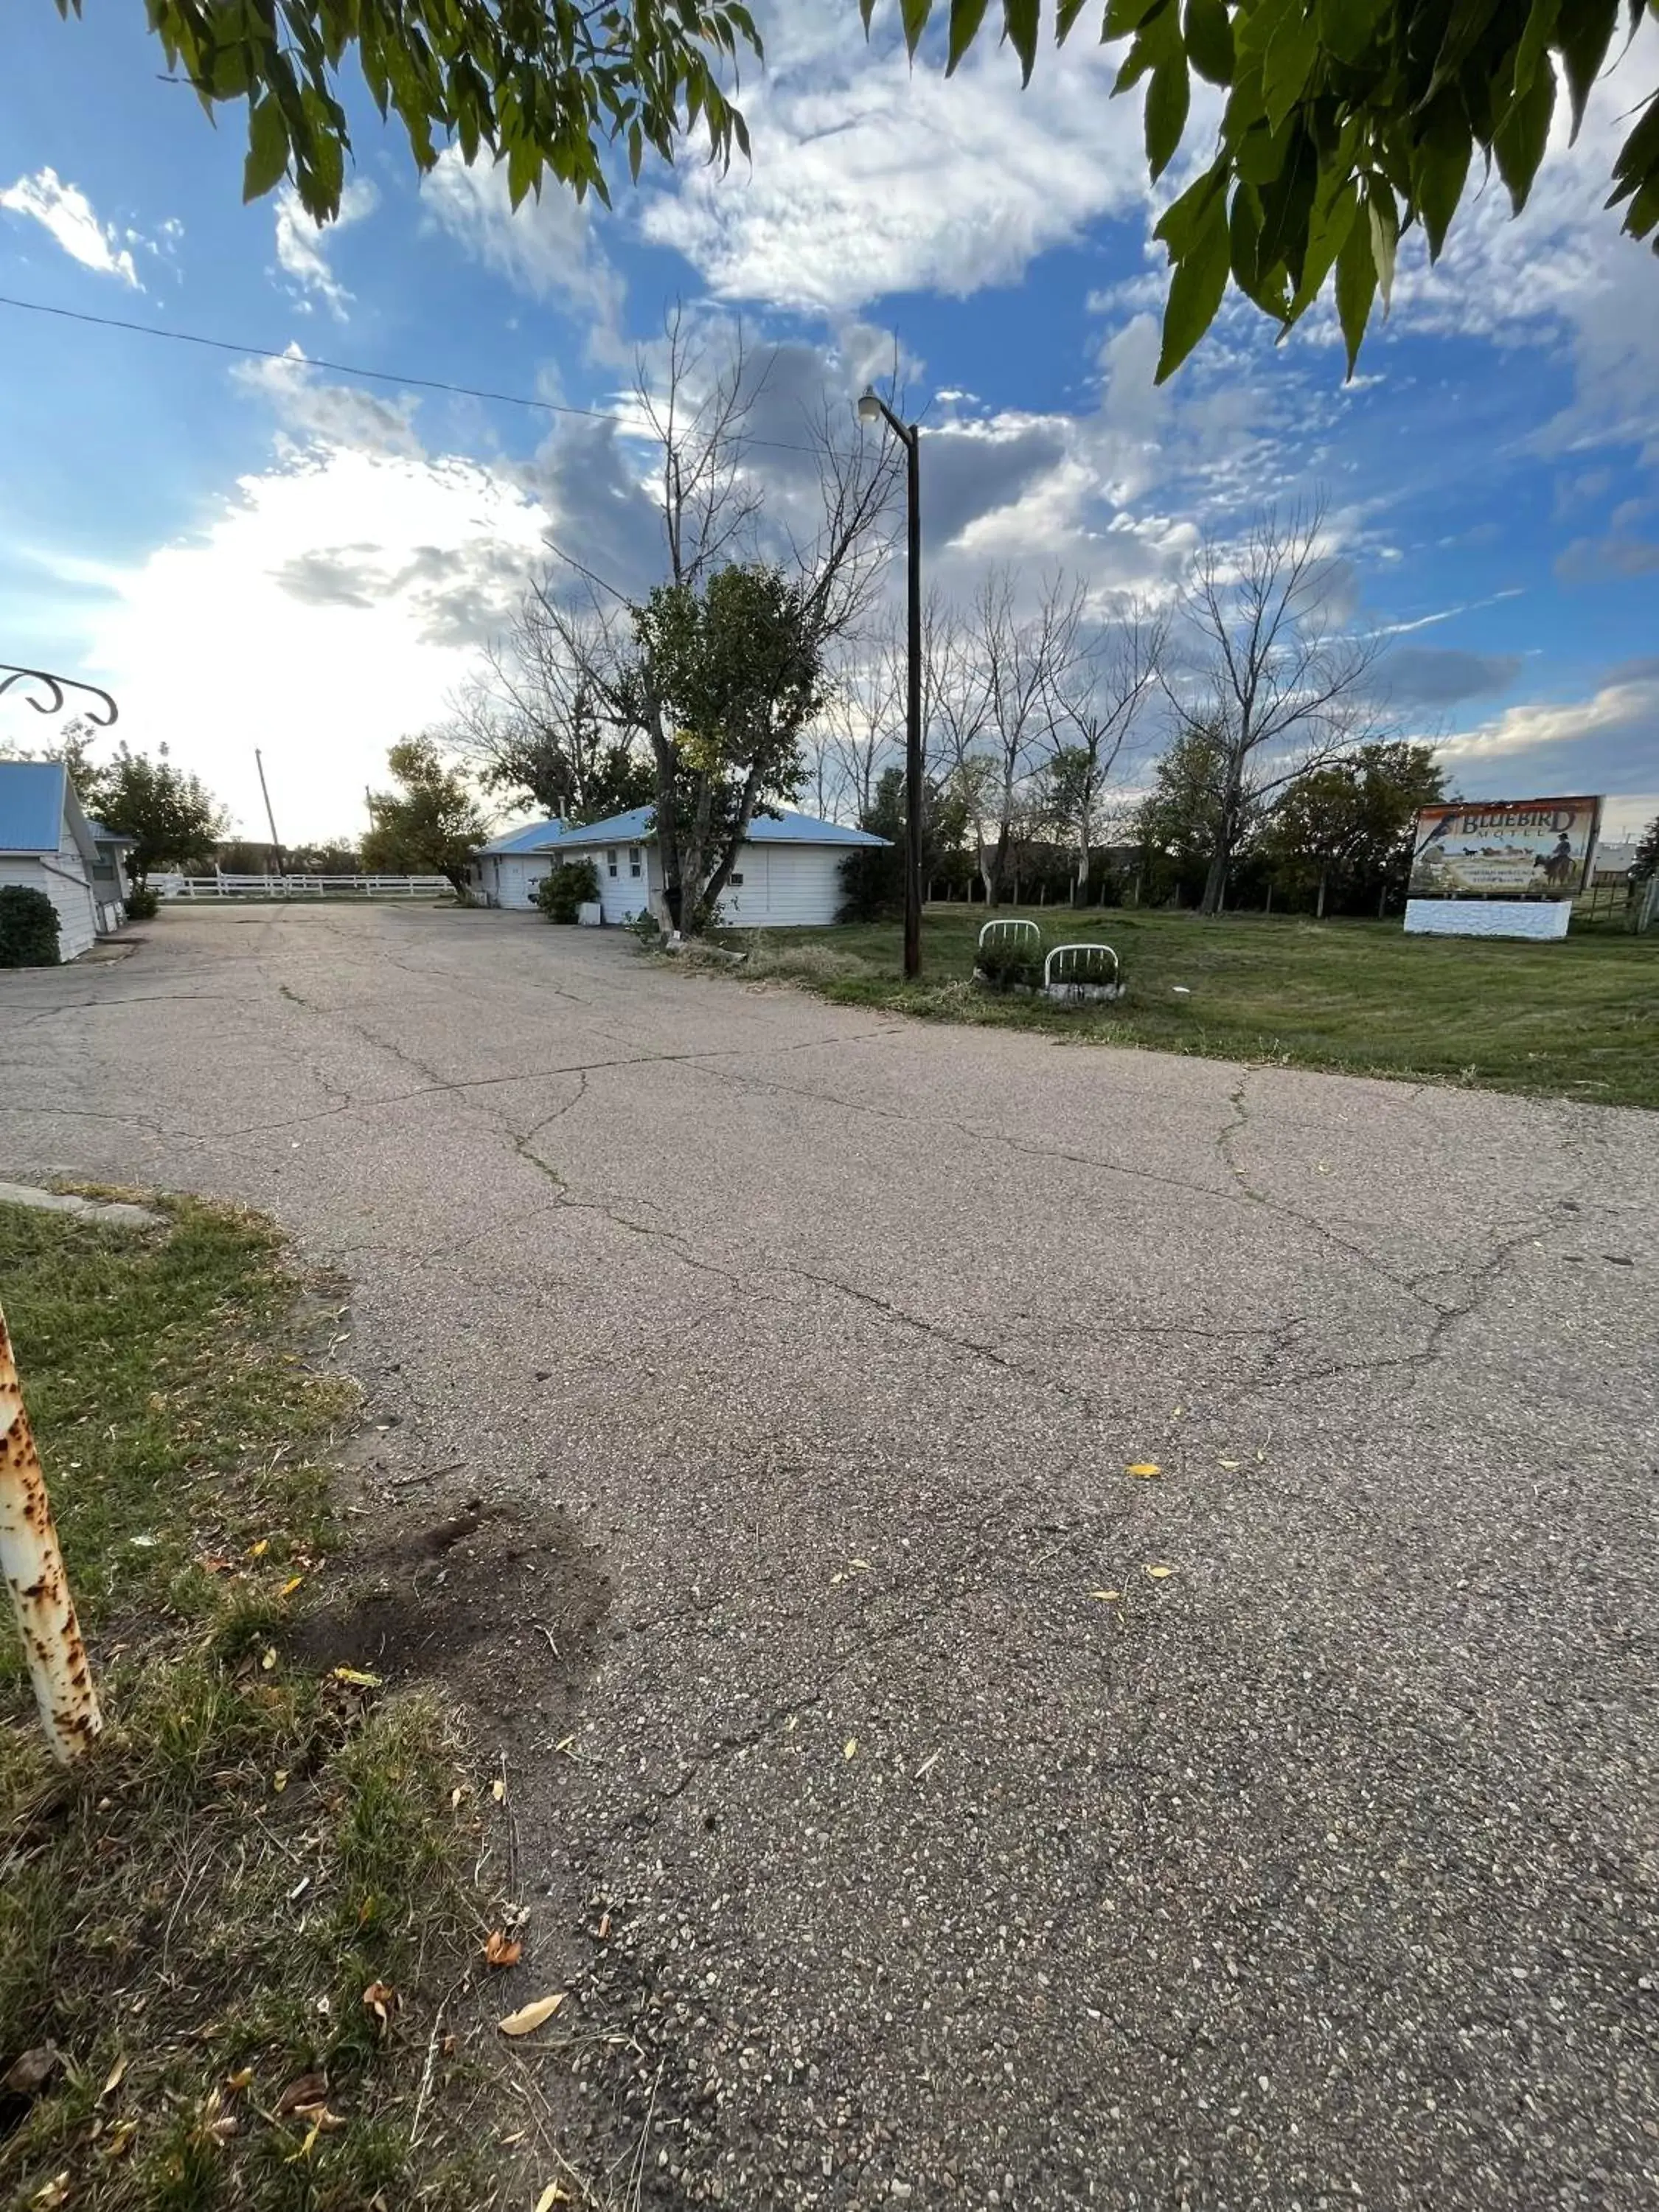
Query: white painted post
0 1302 101 1764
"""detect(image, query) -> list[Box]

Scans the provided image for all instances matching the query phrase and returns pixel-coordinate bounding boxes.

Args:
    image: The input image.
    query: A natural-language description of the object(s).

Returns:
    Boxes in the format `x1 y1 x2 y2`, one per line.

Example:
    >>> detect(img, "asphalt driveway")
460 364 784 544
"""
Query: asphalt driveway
2 905 1655 2208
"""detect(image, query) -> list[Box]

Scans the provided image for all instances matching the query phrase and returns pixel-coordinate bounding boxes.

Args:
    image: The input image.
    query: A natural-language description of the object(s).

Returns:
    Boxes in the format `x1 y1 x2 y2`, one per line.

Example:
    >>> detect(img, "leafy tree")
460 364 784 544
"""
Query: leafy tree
1260 740 1447 914
879 0 1659 378
621 563 822 931
53 0 760 224
81 747 228 884
361 738 487 889
1135 722 1239 900
1630 814 1659 880
838 762 969 919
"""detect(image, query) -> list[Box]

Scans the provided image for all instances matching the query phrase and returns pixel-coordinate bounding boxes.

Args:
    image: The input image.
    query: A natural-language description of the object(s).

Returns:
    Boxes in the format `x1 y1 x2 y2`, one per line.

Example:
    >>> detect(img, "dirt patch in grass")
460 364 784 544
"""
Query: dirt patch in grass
289 1497 611 1739
0 1196 602 2212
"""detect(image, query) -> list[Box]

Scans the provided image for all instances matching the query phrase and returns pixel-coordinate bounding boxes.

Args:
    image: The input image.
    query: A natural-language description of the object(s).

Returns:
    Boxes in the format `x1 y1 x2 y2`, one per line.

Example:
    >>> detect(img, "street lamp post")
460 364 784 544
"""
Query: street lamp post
858 388 922 981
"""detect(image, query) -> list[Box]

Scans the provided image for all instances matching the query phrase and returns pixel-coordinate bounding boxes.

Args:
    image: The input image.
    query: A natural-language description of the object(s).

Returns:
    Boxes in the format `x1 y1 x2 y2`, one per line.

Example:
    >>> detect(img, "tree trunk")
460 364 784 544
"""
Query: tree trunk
1316 866 1328 920
1199 843 1229 916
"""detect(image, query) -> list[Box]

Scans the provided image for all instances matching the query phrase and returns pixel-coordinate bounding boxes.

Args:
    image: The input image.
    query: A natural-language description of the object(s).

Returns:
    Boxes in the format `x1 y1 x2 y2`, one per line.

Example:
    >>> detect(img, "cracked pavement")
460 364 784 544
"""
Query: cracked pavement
2 905 1656 2209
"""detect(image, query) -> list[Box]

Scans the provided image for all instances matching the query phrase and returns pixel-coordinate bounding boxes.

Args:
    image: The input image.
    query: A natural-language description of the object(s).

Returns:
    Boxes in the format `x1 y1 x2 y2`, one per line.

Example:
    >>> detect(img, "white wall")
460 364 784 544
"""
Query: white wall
589 838 650 924
483 854 556 910
1 852 97 959
1404 899 1572 941
717 844 847 928
552 838 857 927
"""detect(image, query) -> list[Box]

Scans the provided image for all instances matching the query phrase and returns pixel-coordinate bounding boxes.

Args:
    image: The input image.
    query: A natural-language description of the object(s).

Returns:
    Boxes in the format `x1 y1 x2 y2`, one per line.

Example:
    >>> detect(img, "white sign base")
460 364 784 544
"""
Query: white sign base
1404 899 1572 941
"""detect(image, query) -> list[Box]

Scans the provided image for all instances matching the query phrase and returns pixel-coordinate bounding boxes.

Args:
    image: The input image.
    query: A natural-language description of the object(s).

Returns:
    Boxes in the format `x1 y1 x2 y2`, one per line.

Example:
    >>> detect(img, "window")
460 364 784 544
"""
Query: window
728 872 744 887
605 849 619 879
628 845 642 878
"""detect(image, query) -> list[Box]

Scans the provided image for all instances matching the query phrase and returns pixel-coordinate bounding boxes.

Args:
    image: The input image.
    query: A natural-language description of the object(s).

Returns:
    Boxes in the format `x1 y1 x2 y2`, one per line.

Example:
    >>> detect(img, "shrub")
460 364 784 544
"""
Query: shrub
629 905 663 945
0 884 61 966
838 844 904 922
125 885 160 921
535 858 600 923
974 939 1043 991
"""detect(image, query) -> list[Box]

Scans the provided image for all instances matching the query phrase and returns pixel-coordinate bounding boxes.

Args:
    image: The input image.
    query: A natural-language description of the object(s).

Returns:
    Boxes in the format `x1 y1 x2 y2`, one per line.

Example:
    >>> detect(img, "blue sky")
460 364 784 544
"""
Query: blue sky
1 1 1655 841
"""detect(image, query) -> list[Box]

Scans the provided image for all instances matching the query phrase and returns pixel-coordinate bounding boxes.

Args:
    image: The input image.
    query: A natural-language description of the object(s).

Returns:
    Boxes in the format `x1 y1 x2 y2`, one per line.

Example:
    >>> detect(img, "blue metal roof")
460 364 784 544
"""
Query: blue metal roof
476 816 566 856
0 760 71 853
84 818 135 847
550 806 886 849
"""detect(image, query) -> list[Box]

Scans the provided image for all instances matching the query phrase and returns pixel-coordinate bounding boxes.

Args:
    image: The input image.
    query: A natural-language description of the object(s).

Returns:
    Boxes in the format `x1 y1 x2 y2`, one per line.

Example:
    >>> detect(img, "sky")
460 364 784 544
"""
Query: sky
1 1 1656 844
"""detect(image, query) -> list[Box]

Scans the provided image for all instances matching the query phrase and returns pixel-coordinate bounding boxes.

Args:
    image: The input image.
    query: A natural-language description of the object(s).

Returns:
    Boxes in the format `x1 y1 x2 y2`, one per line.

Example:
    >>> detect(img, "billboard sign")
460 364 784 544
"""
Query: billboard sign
1408 796 1603 900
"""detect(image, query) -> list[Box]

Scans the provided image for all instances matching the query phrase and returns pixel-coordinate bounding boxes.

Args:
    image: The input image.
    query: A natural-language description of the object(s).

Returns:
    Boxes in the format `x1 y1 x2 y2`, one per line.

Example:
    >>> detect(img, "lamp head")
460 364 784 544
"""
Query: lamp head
857 388 882 424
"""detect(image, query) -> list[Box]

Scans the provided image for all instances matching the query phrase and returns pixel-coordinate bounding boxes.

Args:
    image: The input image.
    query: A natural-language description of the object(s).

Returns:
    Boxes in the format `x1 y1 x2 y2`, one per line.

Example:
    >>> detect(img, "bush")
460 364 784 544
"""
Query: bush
838 844 904 922
535 858 600 923
628 906 663 946
974 939 1043 991
0 884 61 966
125 885 160 921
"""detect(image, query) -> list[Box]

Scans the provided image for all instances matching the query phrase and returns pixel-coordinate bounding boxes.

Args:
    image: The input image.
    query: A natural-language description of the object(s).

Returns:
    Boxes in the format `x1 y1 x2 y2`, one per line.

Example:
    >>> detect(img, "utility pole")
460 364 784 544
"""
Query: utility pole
254 748 285 877
857 389 924 980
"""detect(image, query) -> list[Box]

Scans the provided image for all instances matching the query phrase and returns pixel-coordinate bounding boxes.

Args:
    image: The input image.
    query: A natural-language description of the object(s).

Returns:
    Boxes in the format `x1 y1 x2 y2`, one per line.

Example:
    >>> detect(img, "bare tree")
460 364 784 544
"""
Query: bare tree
1040 600 1167 905
817 604 908 824
939 571 1088 905
448 596 650 822
1169 501 1382 916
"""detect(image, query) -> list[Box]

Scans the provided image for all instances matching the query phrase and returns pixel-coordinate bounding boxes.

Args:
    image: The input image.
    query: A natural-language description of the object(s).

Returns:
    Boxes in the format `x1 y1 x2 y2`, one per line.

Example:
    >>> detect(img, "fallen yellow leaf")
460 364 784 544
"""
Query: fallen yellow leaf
260 1646 277 1672
330 1666 381 1688
1217 1458 1241 1470
1144 1564 1176 1579
497 1993 565 2037
535 2185 573 2211
99 2053 128 2101
849 1558 872 1571
484 1929 522 1969
225 2067 254 2094
272 1770 289 1793
491 1777 507 1803
1124 1463 1162 1478
246 1538 269 1559
1090 1589 1121 1602
279 1575 304 1597
31 2176 70 2210
100 2117 139 2160
844 1738 858 1759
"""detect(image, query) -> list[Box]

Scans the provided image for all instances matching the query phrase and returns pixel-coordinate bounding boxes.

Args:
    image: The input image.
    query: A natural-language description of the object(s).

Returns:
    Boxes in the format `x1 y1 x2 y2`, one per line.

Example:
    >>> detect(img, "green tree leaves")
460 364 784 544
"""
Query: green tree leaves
53 0 764 223
877 0 1659 379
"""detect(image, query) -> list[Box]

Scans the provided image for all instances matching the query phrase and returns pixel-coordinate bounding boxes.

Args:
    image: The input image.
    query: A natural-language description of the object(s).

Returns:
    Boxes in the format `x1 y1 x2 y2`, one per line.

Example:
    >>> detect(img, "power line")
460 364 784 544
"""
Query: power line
0 288 838 458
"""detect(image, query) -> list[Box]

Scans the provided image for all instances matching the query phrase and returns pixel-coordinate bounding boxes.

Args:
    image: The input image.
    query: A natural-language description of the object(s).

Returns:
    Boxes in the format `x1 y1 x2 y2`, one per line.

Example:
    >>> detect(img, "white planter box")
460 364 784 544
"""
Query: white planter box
577 902 603 927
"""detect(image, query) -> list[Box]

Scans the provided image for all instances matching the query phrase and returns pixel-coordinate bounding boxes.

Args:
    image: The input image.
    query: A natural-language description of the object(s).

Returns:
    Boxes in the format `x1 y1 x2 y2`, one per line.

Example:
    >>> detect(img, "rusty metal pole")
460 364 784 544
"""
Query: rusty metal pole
0 1301 102 1763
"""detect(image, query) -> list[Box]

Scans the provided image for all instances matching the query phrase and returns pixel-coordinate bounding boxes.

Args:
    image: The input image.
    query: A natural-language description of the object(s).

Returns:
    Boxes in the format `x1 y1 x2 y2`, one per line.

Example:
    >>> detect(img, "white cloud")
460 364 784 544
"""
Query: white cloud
1437 664 1659 807
274 179 378 318
0 167 141 286
1382 21 1659 465
644 12 1152 311
64 383 552 841
422 149 625 350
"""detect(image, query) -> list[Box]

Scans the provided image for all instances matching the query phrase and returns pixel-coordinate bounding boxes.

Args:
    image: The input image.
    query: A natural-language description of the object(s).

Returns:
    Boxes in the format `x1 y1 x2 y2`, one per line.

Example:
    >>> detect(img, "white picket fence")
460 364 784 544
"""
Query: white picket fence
153 873 453 902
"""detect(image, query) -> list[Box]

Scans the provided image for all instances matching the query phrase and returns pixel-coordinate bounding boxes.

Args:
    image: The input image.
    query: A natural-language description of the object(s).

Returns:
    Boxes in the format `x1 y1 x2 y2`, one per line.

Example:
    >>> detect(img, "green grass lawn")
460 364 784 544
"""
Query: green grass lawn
0 1200 501 2211
715 905 1659 1109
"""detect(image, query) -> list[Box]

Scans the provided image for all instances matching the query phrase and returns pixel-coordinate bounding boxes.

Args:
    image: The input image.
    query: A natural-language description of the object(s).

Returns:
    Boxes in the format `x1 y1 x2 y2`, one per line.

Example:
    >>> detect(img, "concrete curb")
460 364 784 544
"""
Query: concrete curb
0 1180 164 1230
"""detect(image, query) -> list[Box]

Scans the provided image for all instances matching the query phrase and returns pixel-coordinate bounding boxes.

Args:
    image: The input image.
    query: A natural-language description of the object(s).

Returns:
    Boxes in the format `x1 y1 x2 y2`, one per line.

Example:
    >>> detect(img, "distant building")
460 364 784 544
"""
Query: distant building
468 808 886 927
0 761 130 958
470 818 566 910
